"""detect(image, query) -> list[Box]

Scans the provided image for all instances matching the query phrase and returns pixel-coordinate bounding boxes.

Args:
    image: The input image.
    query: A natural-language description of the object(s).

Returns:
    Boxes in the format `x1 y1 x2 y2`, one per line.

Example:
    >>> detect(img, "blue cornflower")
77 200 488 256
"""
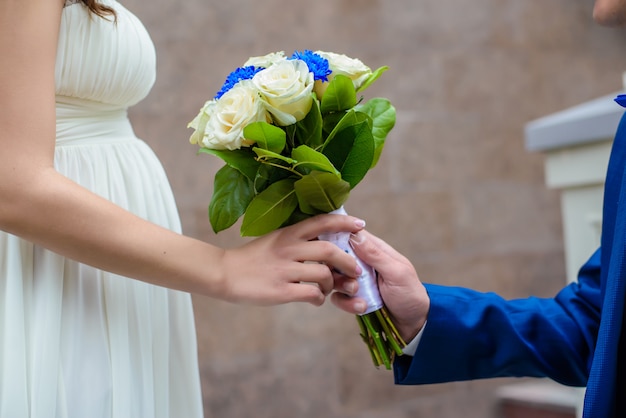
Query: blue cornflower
215 66 264 99
289 50 331 82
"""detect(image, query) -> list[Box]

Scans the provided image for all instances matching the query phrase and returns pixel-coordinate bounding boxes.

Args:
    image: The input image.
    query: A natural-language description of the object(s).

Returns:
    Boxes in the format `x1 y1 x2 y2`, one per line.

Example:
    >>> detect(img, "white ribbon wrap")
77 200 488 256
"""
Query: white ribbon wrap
318 206 383 315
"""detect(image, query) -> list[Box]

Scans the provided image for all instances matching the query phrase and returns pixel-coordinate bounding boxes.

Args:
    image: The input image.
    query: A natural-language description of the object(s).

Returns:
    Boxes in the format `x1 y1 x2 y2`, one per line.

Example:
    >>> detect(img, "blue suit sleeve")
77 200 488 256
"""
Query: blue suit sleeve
394 248 602 387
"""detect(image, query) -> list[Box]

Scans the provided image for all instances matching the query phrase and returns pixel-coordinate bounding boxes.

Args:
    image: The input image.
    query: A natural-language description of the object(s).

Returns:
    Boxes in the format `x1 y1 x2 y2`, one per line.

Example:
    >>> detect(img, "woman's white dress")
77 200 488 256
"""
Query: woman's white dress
0 1 203 417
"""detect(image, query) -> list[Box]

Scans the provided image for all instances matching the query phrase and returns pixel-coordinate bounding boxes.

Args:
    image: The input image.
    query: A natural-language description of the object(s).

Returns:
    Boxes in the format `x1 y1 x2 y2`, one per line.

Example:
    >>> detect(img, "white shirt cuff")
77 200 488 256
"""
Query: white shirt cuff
401 321 427 356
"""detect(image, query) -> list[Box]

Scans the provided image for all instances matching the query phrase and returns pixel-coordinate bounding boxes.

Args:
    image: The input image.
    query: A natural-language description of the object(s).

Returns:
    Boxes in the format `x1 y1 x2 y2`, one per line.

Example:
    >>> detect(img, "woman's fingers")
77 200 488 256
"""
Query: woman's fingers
286 282 326 306
332 271 359 296
330 291 367 314
284 214 365 241
220 214 366 306
286 239 361 278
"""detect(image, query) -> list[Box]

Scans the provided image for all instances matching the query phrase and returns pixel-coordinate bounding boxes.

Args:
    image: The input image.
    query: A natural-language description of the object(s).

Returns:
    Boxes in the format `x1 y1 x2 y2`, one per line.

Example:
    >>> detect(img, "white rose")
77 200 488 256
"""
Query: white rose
252 59 314 126
243 51 286 69
188 100 213 145
313 51 372 98
188 80 269 150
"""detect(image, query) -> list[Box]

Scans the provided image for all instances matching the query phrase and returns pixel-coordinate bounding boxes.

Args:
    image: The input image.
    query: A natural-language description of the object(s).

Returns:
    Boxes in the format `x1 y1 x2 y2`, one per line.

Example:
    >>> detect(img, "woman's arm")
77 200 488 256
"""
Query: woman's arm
0 0 364 305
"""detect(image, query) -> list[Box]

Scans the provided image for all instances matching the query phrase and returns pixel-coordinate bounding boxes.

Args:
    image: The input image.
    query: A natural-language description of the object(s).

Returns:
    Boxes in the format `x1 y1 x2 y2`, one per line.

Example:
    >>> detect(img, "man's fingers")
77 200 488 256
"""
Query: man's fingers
351 230 408 264
348 231 385 267
349 231 413 284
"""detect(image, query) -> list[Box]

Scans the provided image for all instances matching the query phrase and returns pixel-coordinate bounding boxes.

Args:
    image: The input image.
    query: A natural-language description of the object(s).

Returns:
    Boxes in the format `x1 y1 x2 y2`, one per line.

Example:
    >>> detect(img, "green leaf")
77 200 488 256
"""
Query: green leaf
209 165 255 233
294 96 324 149
291 145 339 175
253 163 291 194
243 121 286 154
320 74 357 114
354 98 396 167
294 171 350 213
281 208 313 228
321 111 346 137
253 147 296 165
198 148 260 181
322 120 375 188
356 66 389 94
240 178 298 236
284 124 297 150
322 109 372 148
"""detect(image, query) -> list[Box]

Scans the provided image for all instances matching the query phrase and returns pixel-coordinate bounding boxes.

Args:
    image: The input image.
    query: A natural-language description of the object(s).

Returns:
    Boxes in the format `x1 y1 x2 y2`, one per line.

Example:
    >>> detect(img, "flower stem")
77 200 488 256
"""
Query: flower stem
375 308 403 356
361 313 391 369
357 316 381 367
380 306 407 347
355 307 407 370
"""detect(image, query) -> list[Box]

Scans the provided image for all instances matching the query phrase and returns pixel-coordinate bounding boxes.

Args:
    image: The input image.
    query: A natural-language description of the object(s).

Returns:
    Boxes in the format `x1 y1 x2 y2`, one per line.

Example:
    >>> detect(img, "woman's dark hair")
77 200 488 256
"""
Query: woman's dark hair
81 0 116 19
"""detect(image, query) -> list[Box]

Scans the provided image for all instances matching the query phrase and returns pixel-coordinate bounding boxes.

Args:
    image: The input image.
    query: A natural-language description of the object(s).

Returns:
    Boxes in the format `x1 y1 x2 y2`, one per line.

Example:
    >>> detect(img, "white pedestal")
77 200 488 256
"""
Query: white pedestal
542 140 611 282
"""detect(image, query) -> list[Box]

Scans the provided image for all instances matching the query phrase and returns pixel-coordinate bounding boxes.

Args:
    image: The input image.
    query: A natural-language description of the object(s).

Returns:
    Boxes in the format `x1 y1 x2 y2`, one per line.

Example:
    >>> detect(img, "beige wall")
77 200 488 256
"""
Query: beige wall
123 0 626 416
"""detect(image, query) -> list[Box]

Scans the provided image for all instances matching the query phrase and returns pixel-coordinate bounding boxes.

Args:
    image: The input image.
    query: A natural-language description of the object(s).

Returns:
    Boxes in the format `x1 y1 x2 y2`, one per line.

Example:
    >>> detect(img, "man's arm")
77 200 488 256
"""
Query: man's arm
394 248 602 387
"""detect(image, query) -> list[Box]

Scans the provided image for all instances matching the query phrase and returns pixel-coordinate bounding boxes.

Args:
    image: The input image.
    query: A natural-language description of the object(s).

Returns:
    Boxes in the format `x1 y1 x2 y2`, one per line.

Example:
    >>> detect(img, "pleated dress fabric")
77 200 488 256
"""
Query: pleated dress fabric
0 1 203 417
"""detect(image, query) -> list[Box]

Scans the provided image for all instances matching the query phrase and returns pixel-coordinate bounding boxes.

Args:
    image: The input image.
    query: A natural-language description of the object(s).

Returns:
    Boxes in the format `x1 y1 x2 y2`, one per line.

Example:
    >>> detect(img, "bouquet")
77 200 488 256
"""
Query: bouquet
188 50 404 369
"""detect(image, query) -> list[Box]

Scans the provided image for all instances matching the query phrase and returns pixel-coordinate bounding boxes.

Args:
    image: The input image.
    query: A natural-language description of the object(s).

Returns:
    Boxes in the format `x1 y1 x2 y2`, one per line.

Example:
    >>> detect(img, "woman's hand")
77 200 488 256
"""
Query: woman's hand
218 214 366 306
